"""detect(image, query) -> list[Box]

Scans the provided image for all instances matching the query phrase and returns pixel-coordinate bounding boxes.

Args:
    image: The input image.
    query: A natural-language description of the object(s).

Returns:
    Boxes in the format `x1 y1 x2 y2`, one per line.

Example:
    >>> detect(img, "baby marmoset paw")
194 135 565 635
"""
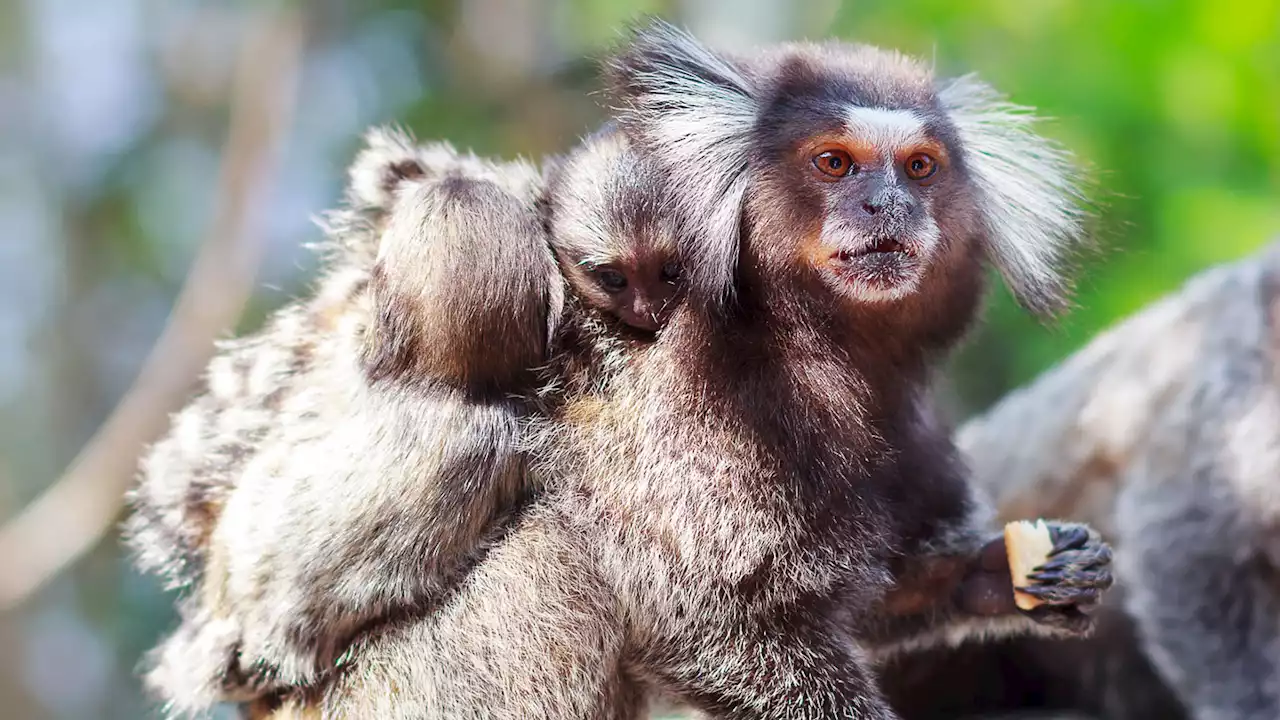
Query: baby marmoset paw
1007 520 1114 635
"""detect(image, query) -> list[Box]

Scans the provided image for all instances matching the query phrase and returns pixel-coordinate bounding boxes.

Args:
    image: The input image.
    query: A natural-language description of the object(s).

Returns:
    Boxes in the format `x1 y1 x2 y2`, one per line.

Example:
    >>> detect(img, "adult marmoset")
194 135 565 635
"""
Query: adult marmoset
246 21 1114 720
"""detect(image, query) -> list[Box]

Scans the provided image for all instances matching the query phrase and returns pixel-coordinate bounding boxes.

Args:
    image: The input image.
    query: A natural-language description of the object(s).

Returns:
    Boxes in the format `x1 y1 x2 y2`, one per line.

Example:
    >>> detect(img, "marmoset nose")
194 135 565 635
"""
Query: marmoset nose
859 188 913 221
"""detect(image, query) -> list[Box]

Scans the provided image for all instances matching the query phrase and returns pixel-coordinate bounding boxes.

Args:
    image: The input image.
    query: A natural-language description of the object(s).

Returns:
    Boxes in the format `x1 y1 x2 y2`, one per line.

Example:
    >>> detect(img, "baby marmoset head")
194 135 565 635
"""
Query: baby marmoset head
544 124 683 334
346 128 558 392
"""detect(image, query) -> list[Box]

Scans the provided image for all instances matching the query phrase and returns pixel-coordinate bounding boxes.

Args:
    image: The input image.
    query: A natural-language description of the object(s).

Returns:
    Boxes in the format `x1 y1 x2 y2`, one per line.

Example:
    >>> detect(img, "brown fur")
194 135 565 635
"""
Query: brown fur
250 22 1110 720
364 174 553 389
132 22 1111 719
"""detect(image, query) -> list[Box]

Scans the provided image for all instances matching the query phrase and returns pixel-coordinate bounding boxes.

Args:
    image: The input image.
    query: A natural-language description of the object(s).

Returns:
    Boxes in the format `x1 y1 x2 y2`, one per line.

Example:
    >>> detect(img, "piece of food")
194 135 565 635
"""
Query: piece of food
1004 519 1055 610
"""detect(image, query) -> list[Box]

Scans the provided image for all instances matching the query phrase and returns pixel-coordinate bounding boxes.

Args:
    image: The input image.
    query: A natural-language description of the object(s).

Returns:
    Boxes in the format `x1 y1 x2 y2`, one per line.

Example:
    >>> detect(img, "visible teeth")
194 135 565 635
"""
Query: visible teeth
832 239 908 264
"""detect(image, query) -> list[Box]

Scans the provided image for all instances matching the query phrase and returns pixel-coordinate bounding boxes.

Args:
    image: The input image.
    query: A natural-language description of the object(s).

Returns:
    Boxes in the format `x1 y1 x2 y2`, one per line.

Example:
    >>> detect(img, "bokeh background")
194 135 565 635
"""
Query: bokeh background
0 0 1276 717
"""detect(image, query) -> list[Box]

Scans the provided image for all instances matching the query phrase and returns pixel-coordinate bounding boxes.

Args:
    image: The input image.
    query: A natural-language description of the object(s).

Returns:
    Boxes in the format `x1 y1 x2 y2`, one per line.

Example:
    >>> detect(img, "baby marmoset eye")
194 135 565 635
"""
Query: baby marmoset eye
659 261 682 284
593 266 629 293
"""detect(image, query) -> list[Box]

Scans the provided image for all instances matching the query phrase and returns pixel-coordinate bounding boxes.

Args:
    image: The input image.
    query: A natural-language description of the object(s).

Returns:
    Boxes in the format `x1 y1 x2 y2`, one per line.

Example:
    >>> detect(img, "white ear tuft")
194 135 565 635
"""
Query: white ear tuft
347 125 427 211
939 75 1090 316
606 19 759 304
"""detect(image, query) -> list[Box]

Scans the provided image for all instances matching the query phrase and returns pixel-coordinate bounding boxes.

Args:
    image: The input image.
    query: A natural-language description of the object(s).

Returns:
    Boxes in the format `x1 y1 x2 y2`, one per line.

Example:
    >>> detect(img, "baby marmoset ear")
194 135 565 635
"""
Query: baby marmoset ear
937 75 1091 318
347 126 429 211
604 18 758 306
346 126 475 213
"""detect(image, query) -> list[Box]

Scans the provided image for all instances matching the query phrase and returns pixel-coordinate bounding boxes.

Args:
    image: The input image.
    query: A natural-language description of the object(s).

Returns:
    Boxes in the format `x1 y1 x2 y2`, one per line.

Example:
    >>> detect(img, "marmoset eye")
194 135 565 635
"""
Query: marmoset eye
813 149 856 178
596 267 628 293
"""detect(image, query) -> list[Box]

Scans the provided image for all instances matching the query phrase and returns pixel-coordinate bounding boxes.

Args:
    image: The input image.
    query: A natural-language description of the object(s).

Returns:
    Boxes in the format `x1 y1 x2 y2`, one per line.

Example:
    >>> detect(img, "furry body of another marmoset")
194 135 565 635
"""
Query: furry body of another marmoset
126 130 562 713
123 134 396 593
247 21 1114 720
881 244 1280 720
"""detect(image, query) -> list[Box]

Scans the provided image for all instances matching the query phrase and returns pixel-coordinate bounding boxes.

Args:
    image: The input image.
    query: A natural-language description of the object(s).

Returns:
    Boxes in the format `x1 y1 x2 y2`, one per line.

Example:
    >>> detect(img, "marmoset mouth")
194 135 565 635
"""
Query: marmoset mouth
826 236 923 294
831 236 913 266
858 237 908 257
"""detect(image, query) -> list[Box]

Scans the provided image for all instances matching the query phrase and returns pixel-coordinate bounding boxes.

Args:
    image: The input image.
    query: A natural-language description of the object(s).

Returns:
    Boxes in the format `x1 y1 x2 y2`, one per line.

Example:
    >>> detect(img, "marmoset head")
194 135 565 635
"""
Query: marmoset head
607 20 1087 320
544 125 683 333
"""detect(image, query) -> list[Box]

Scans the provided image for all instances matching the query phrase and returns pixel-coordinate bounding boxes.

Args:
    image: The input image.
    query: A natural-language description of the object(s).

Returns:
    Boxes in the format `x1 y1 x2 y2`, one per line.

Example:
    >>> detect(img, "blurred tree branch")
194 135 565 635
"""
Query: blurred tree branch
0 8 305 611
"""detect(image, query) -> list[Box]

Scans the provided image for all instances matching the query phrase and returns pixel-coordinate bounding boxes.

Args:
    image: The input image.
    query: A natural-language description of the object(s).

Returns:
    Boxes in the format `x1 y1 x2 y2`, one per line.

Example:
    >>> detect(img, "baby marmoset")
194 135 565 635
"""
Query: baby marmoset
124 128 542 592
245 21 1115 720
128 132 564 709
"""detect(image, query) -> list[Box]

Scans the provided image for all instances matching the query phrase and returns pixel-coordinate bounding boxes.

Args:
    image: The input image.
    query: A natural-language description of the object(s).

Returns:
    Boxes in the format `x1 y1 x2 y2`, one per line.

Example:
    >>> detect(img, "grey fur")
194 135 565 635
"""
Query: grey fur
882 244 1280 720
1116 252 1280 719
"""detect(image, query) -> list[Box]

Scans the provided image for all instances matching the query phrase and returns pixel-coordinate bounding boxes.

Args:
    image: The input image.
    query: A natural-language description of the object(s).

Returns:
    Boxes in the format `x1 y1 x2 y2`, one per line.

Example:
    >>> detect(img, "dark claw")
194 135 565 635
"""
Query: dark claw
1094 568 1114 590
1026 567 1065 581
1018 581 1103 606
1072 571 1113 595
1015 584 1049 598
1060 542 1114 567
1032 556 1070 574
1028 565 1110 588
1093 543 1115 565
1063 587 1101 604
1049 524 1089 553
1023 569 1110 594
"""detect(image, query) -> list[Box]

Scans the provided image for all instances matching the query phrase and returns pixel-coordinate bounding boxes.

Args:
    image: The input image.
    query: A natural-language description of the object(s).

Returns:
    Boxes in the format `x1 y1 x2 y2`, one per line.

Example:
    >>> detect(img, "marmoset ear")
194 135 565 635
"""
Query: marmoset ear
346 126 432 211
606 18 759 304
937 74 1090 317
